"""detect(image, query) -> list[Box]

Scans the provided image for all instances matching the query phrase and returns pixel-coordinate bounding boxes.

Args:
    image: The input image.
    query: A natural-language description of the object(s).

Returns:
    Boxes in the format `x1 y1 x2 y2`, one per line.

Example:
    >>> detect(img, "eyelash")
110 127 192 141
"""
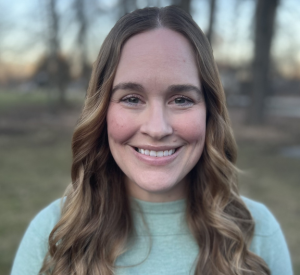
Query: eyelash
120 94 143 105
120 94 194 107
172 96 194 106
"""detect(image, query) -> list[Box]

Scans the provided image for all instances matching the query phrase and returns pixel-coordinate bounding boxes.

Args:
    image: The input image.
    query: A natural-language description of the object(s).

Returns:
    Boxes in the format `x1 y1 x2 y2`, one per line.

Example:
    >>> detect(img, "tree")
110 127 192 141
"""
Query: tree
119 0 137 17
206 0 216 45
172 0 192 14
247 0 279 124
46 0 71 105
74 0 91 86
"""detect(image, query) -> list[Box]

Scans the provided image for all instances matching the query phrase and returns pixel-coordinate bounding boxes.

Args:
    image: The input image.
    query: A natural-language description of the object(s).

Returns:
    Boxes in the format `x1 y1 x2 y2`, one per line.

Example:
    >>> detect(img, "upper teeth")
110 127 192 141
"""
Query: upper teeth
138 148 175 157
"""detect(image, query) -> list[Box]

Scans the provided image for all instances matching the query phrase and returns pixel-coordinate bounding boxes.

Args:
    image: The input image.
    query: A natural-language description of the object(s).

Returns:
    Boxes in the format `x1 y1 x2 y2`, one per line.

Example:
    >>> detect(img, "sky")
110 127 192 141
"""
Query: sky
0 0 300 79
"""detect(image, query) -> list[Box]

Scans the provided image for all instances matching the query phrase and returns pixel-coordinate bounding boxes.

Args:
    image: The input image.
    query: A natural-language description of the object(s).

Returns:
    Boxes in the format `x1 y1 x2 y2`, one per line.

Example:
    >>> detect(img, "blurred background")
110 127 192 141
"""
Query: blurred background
0 0 299 274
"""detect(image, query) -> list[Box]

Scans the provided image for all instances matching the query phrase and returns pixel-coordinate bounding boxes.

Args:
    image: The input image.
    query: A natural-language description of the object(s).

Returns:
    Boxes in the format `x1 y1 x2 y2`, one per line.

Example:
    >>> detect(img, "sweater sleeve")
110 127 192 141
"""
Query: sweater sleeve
10 199 61 275
243 197 293 275
250 226 293 275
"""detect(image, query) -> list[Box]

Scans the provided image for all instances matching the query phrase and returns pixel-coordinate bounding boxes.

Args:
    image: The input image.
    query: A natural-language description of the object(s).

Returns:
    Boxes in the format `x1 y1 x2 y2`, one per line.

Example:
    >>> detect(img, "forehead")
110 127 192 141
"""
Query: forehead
122 28 195 61
113 28 200 87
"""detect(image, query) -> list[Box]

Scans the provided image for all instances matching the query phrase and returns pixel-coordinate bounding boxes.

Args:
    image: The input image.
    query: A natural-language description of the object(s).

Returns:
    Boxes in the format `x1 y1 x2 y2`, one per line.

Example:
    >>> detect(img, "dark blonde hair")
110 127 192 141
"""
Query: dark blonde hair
41 6 270 275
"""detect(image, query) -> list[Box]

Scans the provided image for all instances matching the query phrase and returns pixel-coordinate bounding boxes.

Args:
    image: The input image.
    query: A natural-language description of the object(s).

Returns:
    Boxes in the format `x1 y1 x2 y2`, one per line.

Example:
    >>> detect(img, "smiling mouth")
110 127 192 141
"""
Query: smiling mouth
134 147 178 157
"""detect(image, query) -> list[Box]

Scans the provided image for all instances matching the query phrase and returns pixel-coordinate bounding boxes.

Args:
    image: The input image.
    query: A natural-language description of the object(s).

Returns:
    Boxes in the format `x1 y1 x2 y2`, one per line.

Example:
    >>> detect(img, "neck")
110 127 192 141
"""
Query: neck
126 180 188 203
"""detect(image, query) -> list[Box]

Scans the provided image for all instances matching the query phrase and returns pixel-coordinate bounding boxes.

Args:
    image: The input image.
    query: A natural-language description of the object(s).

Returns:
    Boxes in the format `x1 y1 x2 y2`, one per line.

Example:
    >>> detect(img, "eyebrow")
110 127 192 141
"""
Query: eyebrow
111 82 145 94
112 82 202 95
166 84 202 95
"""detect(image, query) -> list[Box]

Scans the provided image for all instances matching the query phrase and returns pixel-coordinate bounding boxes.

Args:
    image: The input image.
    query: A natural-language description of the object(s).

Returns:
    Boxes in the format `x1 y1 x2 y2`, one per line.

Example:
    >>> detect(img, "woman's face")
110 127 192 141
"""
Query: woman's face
107 28 206 202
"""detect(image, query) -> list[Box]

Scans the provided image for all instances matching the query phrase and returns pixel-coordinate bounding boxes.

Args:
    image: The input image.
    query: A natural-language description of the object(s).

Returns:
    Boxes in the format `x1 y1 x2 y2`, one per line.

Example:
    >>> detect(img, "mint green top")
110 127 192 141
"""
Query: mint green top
11 197 293 275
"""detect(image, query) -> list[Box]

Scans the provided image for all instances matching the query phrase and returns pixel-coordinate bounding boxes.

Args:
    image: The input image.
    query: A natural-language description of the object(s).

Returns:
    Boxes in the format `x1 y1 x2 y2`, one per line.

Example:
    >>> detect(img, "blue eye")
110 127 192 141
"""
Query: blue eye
126 97 139 104
174 96 193 106
121 95 142 105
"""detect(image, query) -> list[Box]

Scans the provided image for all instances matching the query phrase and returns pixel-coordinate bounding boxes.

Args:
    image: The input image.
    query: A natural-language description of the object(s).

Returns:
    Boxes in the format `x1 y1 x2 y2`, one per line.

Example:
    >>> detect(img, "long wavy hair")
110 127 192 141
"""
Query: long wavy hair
40 6 270 275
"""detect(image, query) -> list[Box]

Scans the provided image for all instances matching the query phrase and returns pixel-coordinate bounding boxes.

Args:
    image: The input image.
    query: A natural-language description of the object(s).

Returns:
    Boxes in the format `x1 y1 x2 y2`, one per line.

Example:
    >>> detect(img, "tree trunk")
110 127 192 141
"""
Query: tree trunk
48 0 59 56
48 0 67 105
58 82 66 106
247 0 279 124
74 0 90 87
119 0 137 17
173 0 192 14
206 0 216 45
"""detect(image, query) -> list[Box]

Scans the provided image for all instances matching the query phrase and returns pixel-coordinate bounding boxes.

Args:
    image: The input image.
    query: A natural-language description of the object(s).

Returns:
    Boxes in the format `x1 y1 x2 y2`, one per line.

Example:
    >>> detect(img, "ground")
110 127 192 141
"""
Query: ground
0 91 299 274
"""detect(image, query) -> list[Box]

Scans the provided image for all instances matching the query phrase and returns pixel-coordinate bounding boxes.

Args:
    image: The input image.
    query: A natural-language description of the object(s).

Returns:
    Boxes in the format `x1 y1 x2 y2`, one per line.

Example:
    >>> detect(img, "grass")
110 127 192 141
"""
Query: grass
0 89 78 274
0 91 299 274
0 89 84 112
0 130 72 274
0 90 48 107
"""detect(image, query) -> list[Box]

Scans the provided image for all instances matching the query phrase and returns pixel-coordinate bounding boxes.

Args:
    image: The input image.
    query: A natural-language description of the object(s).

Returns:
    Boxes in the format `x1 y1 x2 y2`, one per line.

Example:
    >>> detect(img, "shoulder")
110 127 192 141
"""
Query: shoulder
11 199 63 275
29 198 62 234
241 196 280 236
241 197 293 274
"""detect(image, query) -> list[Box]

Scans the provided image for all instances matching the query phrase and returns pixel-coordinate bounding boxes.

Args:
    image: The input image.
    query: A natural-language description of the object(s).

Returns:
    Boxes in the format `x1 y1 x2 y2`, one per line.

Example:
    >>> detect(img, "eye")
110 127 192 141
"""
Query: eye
172 96 194 107
121 95 143 106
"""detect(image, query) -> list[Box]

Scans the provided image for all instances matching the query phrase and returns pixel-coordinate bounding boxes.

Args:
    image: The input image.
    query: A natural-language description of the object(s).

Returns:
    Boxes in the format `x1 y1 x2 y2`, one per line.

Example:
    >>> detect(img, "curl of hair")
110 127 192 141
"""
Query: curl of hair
40 6 270 275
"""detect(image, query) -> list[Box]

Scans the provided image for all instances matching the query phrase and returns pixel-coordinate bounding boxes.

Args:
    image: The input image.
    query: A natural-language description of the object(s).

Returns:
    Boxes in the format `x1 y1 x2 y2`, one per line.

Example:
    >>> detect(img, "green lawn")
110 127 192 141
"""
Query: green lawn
0 130 72 274
0 90 78 274
0 90 48 109
0 89 84 112
0 92 299 274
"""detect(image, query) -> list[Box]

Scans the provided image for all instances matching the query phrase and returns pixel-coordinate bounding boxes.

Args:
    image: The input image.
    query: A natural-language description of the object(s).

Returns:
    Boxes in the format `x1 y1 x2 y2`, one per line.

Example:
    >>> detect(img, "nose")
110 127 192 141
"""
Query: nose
140 102 173 140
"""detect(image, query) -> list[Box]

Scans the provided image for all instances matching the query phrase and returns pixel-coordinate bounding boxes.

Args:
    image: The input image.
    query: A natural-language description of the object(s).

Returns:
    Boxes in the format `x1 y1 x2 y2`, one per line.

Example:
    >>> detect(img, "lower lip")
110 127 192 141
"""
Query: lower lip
131 146 181 166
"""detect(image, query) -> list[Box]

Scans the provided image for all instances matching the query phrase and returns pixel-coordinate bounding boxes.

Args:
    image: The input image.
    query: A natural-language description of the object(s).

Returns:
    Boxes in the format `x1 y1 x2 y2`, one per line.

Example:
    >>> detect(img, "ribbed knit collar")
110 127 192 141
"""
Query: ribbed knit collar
130 197 186 214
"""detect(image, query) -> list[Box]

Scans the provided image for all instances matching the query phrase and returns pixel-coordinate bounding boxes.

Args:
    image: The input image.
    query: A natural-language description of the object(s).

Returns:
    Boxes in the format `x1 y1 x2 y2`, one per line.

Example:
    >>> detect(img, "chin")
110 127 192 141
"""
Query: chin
139 181 174 193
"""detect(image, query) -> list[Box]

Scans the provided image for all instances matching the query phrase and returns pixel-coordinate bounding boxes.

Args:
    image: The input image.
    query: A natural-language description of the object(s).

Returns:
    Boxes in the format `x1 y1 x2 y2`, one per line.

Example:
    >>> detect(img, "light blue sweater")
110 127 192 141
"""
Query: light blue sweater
11 197 293 275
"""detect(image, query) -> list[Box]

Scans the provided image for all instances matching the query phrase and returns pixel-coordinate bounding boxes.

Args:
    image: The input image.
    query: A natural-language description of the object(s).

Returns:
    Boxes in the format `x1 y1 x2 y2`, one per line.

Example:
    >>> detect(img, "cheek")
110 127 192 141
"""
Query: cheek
173 111 206 143
107 104 137 144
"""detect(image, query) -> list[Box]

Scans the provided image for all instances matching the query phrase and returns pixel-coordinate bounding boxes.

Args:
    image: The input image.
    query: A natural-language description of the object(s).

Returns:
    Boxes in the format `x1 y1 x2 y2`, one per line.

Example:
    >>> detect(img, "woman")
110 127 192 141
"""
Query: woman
11 6 292 275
